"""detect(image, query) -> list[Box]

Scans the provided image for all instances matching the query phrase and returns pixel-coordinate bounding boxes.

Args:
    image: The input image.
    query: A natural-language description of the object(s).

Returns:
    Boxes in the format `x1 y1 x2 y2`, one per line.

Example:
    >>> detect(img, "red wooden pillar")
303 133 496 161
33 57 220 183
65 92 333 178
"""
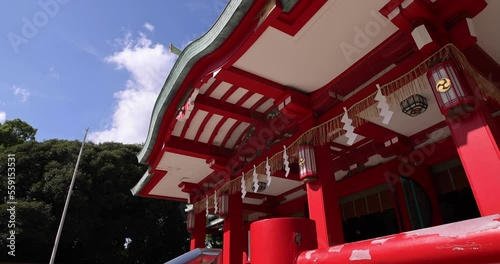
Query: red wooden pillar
305 145 344 249
190 211 206 250
446 103 500 216
223 192 243 264
242 223 250 264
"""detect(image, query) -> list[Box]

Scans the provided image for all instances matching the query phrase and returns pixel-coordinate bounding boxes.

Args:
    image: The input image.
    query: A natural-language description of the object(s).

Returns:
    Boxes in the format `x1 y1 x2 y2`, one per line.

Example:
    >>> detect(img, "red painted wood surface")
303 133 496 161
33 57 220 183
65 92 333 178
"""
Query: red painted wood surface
190 211 206 250
296 214 500 264
250 218 317 264
223 193 243 264
446 104 500 216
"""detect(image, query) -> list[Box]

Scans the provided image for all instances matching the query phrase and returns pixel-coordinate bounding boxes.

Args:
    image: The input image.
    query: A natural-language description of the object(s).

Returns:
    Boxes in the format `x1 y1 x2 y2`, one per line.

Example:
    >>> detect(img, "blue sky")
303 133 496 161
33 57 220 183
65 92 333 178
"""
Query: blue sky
0 0 227 143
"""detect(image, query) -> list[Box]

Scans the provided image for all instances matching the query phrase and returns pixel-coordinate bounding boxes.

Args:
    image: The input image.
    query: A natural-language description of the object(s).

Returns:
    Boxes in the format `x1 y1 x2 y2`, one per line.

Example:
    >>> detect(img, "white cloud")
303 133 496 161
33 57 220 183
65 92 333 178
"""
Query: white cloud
88 29 176 144
143 22 155 32
13 86 30 102
49 67 60 80
0 111 6 123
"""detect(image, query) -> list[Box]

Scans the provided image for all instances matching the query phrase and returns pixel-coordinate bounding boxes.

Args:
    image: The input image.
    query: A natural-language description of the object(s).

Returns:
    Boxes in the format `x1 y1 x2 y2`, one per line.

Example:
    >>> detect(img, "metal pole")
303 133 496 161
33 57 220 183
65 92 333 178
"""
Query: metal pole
49 128 89 264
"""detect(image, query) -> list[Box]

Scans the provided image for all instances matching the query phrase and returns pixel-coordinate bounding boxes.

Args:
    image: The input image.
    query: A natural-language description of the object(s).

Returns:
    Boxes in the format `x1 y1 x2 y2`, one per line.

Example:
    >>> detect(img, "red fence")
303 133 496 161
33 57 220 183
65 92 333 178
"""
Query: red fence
296 214 500 264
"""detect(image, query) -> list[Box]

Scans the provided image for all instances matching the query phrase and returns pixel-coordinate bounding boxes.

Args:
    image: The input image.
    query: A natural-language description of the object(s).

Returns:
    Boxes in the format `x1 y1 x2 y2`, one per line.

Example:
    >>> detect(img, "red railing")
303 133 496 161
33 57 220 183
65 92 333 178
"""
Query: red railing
296 214 500 264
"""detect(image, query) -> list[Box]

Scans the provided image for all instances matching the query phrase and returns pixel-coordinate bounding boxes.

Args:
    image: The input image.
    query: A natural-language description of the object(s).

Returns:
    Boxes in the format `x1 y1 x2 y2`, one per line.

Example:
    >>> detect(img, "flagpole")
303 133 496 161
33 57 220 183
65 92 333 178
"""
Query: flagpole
50 128 89 264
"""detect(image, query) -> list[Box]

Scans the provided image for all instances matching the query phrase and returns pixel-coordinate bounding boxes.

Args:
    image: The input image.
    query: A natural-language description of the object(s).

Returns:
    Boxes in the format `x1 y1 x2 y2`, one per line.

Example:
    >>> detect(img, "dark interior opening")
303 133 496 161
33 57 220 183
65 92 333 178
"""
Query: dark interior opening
342 208 399 243
430 158 480 224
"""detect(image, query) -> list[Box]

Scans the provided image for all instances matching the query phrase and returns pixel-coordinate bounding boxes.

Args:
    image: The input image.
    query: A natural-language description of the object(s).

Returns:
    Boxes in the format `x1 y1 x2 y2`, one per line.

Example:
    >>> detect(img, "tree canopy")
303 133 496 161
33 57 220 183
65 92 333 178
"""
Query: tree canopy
0 118 37 148
0 120 189 263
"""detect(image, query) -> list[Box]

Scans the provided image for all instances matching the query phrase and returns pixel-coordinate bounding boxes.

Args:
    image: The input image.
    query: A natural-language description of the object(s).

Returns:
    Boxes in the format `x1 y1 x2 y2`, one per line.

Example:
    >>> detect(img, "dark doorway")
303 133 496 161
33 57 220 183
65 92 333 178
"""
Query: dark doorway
430 158 480 223
342 208 399 243
340 185 400 243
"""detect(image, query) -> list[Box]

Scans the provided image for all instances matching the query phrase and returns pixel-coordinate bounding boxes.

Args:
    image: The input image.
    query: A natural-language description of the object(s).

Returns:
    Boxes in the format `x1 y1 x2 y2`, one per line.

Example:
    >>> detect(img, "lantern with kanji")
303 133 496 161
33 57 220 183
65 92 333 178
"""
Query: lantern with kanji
426 61 475 118
298 144 317 182
217 193 229 218
186 210 195 233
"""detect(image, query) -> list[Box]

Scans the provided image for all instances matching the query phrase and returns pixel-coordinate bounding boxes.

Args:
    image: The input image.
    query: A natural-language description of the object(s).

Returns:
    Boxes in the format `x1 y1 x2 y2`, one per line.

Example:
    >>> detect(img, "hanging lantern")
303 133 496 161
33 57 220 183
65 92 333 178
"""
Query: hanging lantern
218 193 229 218
427 61 475 118
251 181 267 192
400 94 428 117
186 210 195 233
298 144 317 182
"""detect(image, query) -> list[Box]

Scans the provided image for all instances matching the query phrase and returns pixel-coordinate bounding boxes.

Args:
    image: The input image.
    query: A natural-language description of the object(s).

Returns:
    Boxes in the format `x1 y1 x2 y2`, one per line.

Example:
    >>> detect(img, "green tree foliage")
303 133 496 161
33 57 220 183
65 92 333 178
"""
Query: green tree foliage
0 122 189 263
0 118 37 148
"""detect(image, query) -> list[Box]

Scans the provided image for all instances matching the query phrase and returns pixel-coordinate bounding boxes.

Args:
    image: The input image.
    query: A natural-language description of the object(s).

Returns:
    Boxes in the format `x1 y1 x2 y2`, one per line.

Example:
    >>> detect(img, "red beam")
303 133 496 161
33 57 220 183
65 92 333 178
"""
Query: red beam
207 116 228 146
354 122 408 144
242 203 274 214
235 89 254 106
178 182 198 193
272 0 327 36
220 121 241 148
195 94 264 123
139 193 187 202
204 79 222 97
275 195 307 216
410 121 448 146
329 141 348 152
165 136 233 161
138 171 166 197
193 112 214 143
216 67 285 99
219 85 239 102
233 124 254 151
180 108 199 139
244 192 283 205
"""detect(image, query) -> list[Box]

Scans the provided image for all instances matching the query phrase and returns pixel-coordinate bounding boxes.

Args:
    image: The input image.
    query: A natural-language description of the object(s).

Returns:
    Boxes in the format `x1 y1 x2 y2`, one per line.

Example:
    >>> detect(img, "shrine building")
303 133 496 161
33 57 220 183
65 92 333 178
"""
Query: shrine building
131 0 500 263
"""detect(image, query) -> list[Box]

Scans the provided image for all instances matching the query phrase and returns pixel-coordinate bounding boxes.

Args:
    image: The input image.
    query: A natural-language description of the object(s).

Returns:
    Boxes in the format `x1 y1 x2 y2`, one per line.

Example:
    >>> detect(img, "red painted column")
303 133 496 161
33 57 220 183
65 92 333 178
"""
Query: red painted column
242 223 249 264
306 145 344 249
446 103 500 216
223 193 243 264
190 211 206 250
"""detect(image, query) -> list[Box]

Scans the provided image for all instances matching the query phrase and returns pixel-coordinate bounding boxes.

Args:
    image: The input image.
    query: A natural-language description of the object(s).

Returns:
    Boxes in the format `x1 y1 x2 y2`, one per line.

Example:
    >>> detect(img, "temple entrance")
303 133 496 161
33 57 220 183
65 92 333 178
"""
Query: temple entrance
429 158 480 223
340 185 400 243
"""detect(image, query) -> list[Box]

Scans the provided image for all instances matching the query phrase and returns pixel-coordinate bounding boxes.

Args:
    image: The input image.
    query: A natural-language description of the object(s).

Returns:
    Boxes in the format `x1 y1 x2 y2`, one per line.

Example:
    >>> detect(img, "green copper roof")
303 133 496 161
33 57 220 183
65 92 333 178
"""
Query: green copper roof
280 0 299 12
137 0 253 165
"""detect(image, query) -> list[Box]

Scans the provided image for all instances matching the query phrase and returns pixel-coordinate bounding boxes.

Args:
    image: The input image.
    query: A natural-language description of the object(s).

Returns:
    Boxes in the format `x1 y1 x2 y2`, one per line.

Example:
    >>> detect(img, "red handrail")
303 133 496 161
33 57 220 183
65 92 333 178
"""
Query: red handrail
296 214 500 264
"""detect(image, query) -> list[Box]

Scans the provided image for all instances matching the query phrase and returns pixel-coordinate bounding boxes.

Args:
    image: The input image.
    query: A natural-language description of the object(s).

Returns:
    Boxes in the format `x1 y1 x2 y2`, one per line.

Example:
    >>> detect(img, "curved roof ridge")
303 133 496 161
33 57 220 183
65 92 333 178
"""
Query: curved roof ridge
137 0 253 164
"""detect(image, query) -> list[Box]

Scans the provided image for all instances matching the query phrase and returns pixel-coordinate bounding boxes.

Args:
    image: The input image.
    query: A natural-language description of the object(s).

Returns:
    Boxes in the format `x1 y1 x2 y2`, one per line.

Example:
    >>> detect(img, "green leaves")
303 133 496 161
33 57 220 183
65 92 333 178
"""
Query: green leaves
0 118 37 148
0 126 188 263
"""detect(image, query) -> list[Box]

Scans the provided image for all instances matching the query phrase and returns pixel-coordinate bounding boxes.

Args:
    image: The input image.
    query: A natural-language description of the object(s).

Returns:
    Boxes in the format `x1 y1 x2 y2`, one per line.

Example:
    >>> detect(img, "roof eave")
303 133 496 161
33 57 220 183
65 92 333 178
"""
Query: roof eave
137 0 254 165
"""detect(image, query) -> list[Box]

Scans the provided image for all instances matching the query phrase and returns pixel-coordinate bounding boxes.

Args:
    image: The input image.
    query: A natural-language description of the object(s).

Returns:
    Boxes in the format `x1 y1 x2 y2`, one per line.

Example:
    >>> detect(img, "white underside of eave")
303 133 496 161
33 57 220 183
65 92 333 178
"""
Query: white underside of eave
149 152 214 199
212 118 237 146
358 75 445 137
233 0 398 93
198 114 224 143
474 0 500 65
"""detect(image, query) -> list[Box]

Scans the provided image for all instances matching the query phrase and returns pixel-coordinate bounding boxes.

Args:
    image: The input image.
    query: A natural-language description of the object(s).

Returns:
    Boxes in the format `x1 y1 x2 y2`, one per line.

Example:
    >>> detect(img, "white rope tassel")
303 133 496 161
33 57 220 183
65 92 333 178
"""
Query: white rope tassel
205 195 209 217
252 165 259 193
240 172 247 199
341 107 358 145
375 84 394 124
283 145 290 177
214 190 218 215
266 157 272 187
